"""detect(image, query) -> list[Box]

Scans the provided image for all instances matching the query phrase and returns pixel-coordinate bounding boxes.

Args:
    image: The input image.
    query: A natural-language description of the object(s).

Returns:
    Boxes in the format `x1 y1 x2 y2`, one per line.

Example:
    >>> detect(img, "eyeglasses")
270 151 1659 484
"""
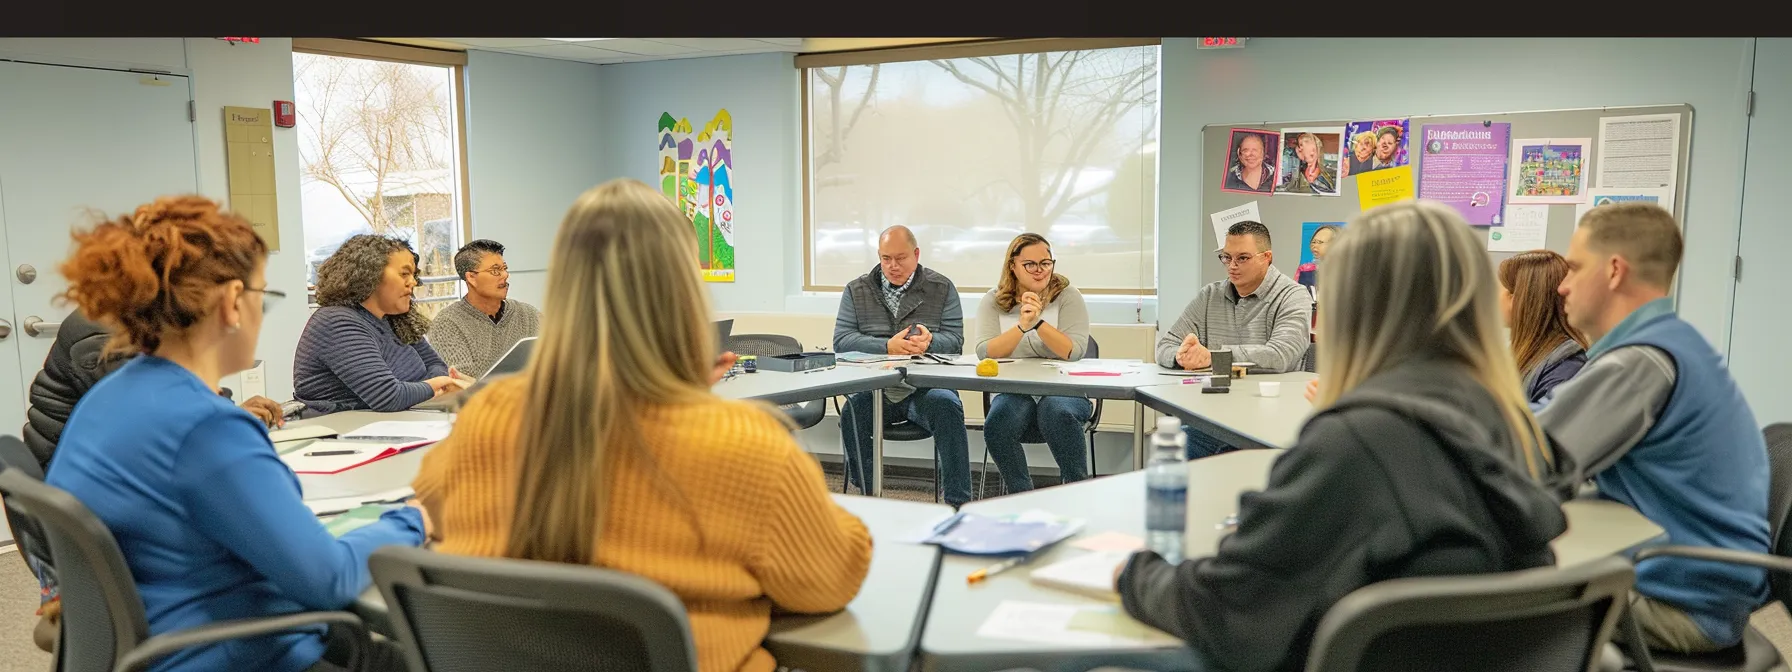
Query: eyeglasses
1017 259 1056 274
1216 253 1259 267
244 287 286 313
477 265 509 277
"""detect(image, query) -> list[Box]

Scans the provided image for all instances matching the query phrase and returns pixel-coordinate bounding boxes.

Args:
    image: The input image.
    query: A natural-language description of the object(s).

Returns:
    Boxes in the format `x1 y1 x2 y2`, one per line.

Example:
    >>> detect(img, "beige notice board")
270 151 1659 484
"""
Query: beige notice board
224 106 280 251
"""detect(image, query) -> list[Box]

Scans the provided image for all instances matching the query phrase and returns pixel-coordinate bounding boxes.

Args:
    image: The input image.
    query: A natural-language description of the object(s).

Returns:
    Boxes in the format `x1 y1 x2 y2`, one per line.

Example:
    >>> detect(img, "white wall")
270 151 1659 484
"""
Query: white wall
1158 37 1756 353
461 50 610 309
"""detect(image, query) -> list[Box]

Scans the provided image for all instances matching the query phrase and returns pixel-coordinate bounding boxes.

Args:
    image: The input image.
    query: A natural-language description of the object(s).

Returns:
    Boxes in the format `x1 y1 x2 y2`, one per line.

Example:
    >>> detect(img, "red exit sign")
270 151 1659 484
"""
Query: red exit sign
217 37 261 44
1197 37 1247 49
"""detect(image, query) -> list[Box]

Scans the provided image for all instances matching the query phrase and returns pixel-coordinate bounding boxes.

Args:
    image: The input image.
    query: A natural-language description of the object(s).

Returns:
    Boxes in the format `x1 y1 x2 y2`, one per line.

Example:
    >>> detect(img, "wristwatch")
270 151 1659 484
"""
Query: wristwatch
1023 320 1047 333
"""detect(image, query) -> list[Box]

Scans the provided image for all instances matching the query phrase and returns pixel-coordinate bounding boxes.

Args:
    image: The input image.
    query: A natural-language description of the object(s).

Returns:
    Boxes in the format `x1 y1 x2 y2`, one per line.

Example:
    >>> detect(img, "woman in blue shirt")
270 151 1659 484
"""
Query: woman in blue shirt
1497 250 1588 402
46 195 427 672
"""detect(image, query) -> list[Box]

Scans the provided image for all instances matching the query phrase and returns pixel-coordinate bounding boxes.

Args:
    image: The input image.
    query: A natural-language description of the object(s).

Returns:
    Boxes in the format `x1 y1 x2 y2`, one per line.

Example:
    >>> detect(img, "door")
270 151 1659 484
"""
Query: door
0 61 198 446
1729 39 1792 426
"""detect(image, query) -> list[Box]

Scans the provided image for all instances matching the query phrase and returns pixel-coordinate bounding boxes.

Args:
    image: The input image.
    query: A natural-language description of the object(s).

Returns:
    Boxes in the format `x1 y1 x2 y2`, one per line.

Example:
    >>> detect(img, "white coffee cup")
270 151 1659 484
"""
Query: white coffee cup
1258 381 1282 397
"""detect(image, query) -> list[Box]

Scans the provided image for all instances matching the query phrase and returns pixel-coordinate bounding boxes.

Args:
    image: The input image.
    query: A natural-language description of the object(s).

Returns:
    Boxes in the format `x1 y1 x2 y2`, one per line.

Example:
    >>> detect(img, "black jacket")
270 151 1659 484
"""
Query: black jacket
1117 358 1568 672
21 310 130 471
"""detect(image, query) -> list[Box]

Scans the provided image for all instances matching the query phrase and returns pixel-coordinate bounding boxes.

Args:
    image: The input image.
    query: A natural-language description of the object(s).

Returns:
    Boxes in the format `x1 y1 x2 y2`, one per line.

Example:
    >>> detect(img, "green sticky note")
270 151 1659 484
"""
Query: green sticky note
321 504 397 537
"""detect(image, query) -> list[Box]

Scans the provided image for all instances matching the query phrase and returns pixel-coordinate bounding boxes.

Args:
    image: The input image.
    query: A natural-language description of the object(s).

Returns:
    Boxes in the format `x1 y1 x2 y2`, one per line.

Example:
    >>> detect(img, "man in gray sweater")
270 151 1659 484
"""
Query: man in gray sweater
1156 220 1311 457
429 239 541 376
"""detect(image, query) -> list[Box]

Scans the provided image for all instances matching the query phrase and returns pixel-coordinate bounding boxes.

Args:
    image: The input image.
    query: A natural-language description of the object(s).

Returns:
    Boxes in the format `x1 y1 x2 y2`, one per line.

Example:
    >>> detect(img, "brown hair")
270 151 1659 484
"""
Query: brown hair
59 195 266 356
993 232 1069 312
1498 250 1587 376
1577 202 1683 289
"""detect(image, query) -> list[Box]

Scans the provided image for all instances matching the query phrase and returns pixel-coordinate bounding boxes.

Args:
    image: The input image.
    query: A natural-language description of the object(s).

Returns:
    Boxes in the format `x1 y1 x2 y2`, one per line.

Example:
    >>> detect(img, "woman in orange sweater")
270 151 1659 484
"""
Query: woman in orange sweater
412 178 873 672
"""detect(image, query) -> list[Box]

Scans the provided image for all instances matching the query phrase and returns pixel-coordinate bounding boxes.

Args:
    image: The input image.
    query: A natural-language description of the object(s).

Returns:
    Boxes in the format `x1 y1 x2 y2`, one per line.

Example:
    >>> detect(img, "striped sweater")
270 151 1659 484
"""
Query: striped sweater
425 297 540 376
413 376 873 672
292 305 449 415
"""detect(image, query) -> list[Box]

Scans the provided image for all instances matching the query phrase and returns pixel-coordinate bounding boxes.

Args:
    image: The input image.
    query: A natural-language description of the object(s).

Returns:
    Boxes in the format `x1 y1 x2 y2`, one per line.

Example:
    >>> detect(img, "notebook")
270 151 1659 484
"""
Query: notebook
1028 550 1131 601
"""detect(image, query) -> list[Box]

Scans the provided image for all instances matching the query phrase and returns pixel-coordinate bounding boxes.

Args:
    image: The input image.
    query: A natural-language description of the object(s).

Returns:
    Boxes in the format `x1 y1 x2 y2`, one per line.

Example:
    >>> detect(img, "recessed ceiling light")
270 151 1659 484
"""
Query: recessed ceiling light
543 38 613 42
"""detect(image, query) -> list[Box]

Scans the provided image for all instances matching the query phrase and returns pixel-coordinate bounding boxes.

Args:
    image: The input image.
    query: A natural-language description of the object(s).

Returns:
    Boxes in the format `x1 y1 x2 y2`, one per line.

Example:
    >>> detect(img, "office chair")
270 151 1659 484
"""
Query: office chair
976 336 1106 497
724 333 826 430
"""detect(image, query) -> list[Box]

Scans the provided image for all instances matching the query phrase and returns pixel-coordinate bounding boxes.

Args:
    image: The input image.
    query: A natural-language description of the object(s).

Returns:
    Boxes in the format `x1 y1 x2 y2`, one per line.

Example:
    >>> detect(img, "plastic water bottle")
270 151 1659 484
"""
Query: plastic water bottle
1145 417 1189 564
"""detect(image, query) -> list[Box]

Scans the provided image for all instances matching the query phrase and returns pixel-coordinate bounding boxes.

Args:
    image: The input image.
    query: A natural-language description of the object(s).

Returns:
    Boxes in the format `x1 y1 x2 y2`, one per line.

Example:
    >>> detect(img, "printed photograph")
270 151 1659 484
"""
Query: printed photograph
1341 118 1411 177
1221 128 1281 195
1276 128 1342 196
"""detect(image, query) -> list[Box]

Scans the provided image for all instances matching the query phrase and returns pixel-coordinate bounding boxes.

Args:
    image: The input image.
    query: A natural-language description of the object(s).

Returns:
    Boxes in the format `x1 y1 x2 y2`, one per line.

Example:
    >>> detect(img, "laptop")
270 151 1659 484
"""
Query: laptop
412 337 537 412
715 319 734 352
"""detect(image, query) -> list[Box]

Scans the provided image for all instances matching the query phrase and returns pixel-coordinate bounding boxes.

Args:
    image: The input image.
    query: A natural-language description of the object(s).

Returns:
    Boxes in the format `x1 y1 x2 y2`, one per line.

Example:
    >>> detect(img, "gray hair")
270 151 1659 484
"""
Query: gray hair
455 239 506 280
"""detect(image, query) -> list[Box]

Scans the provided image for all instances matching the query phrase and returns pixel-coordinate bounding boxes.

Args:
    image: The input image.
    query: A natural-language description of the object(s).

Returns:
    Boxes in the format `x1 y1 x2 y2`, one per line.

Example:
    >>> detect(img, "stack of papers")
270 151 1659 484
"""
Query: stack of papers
1050 359 1147 376
921 509 1085 555
280 420 452 475
836 352 910 364
1029 550 1132 600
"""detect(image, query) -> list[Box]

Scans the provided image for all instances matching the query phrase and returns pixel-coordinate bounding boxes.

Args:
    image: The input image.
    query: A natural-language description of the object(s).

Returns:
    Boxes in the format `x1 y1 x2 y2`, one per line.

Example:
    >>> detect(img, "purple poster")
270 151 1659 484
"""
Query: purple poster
1416 122 1512 226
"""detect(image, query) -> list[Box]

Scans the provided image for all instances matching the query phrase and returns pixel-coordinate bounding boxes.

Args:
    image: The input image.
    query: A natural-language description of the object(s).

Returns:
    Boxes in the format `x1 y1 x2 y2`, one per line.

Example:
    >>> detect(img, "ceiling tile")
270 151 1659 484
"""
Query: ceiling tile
752 38 806 47
599 39 706 57
505 44 639 62
645 38 794 52
445 37 557 49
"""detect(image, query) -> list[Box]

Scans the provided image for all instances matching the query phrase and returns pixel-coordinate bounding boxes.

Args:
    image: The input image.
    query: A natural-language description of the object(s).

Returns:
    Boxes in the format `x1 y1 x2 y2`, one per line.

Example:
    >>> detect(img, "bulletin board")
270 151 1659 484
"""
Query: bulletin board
1197 104 1693 286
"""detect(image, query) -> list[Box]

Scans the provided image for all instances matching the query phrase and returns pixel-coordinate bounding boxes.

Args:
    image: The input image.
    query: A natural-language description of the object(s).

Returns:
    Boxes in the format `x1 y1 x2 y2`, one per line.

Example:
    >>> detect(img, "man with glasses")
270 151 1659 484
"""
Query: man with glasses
1155 220 1312 457
428 239 541 376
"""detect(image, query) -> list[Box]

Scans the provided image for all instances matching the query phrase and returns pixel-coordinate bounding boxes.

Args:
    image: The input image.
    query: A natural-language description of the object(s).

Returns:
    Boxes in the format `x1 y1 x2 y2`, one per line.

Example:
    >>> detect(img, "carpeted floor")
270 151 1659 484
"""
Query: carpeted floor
6 466 1792 671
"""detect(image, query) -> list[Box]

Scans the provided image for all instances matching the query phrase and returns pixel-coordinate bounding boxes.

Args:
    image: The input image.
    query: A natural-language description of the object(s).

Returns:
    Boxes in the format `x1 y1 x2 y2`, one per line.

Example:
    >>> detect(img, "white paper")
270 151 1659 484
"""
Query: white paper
1507 138 1592 204
268 424 337 444
1029 550 1131 598
976 601 1176 647
280 439 394 474
1208 201 1261 246
1488 205 1550 252
1049 359 1147 375
1574 187 1677 226
306 487 414 516
340 420 452 443
1597 113 1680 190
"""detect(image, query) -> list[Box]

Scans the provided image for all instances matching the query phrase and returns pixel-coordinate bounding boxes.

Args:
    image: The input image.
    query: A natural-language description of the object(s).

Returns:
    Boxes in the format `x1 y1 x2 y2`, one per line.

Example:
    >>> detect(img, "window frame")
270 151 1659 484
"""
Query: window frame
291 38 474 307
797 38 1161 295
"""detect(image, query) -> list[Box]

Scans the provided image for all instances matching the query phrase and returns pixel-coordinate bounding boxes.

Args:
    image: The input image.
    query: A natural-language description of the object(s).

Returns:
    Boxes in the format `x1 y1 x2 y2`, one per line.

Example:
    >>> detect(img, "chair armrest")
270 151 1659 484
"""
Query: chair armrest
117 611 365 672
1633 545 1792 575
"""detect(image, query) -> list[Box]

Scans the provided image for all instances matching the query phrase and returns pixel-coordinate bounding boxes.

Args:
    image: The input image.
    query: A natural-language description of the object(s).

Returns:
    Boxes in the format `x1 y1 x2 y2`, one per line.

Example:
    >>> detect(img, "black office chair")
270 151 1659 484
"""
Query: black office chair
0 436 57 671
1613 423 1792 672
977 337 1106 497
1306 555 1636 672
369 545 699 672
724 333 826 430
0 468 369 672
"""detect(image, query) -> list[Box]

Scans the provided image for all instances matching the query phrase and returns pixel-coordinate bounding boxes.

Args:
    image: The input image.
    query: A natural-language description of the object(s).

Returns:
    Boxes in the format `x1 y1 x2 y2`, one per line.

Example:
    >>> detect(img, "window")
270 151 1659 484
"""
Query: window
803 39 1160 294
292 39 470 319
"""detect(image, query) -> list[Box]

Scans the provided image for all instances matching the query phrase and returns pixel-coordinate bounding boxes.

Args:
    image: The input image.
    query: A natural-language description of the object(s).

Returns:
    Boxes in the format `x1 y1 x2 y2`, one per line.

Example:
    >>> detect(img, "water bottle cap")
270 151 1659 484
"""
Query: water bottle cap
1156 416 1181 433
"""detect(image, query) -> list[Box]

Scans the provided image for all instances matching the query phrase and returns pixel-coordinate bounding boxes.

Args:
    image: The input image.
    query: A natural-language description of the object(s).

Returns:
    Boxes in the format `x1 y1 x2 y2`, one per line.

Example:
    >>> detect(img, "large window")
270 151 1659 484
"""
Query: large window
293 39 470 319
803 39 1159 294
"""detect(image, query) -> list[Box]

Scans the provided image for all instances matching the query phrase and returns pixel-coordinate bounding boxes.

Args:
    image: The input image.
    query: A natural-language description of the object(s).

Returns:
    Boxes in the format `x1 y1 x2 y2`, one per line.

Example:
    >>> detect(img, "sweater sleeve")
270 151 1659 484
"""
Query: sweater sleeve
312 312 437 412
974 290 1001 360
427 316 477 376
929 286 965 355
1156 290 1207 369
749 440 873 614
415 337 450 379
178 410 426 610
1117 411 1406 671
1052 286 1091 362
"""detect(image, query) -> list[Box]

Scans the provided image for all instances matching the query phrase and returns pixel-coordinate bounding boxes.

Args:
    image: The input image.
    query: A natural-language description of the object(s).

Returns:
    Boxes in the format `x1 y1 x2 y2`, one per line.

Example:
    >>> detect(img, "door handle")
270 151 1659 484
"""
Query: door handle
0 319 10 340
22 317 59 338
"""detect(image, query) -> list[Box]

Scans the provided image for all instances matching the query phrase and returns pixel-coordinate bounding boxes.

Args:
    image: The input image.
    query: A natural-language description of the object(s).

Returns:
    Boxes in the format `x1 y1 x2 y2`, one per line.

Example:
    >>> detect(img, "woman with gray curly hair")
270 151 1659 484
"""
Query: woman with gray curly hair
293 234 468 415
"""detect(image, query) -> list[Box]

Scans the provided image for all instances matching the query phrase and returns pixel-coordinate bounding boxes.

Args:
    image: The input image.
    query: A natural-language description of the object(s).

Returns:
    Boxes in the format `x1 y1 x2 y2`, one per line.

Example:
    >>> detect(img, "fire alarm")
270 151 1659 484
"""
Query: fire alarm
273 101 294 128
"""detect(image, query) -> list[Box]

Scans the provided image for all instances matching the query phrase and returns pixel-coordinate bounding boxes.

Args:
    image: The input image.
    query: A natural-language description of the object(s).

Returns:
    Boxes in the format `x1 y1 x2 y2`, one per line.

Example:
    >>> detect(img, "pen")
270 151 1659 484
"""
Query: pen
305 449 362 457
967 554 1036 583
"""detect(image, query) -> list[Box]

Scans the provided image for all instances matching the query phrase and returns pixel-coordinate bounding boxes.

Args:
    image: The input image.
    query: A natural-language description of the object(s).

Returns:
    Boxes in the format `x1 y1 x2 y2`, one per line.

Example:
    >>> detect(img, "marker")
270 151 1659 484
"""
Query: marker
305 449 362 457
967 554 1035 583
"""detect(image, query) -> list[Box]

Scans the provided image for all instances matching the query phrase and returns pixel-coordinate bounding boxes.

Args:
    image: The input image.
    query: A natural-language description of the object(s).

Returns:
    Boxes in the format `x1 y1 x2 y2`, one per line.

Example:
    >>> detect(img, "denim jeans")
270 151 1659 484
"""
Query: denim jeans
1183 423 1236 460
840 388 973 506
984 394 1094 493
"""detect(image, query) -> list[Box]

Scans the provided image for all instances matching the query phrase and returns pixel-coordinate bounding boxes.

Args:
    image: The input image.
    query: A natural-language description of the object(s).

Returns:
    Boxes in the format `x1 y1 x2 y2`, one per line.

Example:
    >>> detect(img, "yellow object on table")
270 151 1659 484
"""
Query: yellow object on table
976 359 1000 377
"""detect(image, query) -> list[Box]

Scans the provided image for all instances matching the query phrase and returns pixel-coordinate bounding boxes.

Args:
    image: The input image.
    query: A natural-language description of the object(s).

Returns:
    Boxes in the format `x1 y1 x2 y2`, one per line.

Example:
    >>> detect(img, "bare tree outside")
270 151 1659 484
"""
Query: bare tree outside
294 52 463 318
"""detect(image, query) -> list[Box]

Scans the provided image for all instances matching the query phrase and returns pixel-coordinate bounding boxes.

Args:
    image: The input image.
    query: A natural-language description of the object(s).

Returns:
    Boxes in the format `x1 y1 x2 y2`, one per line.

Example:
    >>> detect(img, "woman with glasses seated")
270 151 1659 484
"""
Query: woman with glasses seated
47 195 427 672
974 233 1095 493
293 234 469 415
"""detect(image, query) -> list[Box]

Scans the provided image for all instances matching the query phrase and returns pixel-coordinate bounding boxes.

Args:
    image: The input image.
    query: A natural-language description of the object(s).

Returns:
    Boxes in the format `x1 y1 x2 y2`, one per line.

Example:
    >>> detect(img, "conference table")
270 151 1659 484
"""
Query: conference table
915 449 1667 672
715 366 904 495
1134 372 1318 450
901 359 1179 470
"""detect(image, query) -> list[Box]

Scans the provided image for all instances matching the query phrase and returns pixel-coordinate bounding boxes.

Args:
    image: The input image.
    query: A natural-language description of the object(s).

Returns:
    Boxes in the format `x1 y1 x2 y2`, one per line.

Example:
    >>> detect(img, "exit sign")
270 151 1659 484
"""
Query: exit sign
217 37 261 44
1198 37 1247 49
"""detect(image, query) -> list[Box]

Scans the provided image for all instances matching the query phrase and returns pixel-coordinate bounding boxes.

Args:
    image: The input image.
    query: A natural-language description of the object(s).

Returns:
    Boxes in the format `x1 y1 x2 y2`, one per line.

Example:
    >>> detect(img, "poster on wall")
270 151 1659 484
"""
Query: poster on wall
1297 222 1344 293
1573 187 1676 226
1357 165 1415 211
658 110 736 282
1416 122 1511 226
224 106 281 251
1275 128 1342 197
1507 137 1591 204
1340 118 1410 178
1219 128 1281 195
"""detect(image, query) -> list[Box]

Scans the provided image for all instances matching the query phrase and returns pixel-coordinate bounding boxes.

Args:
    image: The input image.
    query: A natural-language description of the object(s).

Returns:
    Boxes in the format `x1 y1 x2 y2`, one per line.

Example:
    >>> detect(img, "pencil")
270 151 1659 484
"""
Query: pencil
967 555 1030 583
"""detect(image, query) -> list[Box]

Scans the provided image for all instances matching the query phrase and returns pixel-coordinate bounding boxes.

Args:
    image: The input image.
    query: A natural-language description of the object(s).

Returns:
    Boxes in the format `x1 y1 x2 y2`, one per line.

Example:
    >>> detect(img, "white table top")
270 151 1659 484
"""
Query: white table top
284 410 444 503
918 449 1664 671
900 358 1178 400
713 365 902 405
1135 372 1318 449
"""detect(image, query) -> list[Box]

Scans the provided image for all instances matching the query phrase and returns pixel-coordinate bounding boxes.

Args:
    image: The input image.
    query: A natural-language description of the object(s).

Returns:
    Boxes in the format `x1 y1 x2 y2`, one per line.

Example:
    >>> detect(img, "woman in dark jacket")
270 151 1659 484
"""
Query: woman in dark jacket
1498 250 1588 402
1115 200 1570 672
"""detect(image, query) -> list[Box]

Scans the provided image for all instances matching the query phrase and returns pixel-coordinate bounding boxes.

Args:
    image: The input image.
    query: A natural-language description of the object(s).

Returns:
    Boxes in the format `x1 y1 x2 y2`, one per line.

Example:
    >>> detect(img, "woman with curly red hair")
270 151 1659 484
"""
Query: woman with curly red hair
45 195 426 672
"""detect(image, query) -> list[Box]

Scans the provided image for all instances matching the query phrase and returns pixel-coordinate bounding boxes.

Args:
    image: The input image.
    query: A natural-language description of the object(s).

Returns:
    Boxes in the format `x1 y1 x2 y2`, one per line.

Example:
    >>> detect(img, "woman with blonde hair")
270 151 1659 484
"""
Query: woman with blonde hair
1345 130 1376 176
412 178 871 672
1116 200 1569 672
975 232 1093 493
1498 250 1588 402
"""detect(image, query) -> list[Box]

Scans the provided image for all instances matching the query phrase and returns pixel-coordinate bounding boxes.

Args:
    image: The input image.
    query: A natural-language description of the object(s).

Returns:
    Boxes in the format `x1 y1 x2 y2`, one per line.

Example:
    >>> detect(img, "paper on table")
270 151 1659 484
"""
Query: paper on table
306 486 415 516
1597 113 1680 190
976 601 1177 647
1487 204 1550 252
1029 550 1132 600
340 420 451 445
282 439 426 475
1071 531 1146 552
1575 187 1676 226
1050 359 1146 375
268 424 337 444
1209 201 1261 246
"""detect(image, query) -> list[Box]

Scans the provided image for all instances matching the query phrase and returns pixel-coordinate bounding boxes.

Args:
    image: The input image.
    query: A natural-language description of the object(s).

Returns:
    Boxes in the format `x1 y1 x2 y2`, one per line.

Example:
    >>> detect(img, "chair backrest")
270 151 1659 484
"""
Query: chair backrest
1305 555 1634 672
1085 335 1100 359
0 468 150 671
1761 423 1792 613
370 545 699 672
1 436 56 594
723 333 803 359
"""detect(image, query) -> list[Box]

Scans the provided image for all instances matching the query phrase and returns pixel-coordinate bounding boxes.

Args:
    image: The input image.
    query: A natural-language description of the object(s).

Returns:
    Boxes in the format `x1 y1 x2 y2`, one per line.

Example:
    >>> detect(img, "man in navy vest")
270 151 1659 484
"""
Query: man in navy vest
1537 202 1771 654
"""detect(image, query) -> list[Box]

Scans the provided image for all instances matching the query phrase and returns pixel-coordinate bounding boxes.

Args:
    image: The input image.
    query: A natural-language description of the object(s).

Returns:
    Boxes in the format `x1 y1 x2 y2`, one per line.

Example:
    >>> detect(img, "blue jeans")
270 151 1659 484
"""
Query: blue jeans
984 394 1094 493
841 388 973 506
1183 423 1236 459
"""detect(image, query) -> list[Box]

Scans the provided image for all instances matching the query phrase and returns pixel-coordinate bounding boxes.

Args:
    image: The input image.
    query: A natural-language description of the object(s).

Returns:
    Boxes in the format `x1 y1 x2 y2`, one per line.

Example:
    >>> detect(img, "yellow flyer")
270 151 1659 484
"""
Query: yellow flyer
1357 165 1415 210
